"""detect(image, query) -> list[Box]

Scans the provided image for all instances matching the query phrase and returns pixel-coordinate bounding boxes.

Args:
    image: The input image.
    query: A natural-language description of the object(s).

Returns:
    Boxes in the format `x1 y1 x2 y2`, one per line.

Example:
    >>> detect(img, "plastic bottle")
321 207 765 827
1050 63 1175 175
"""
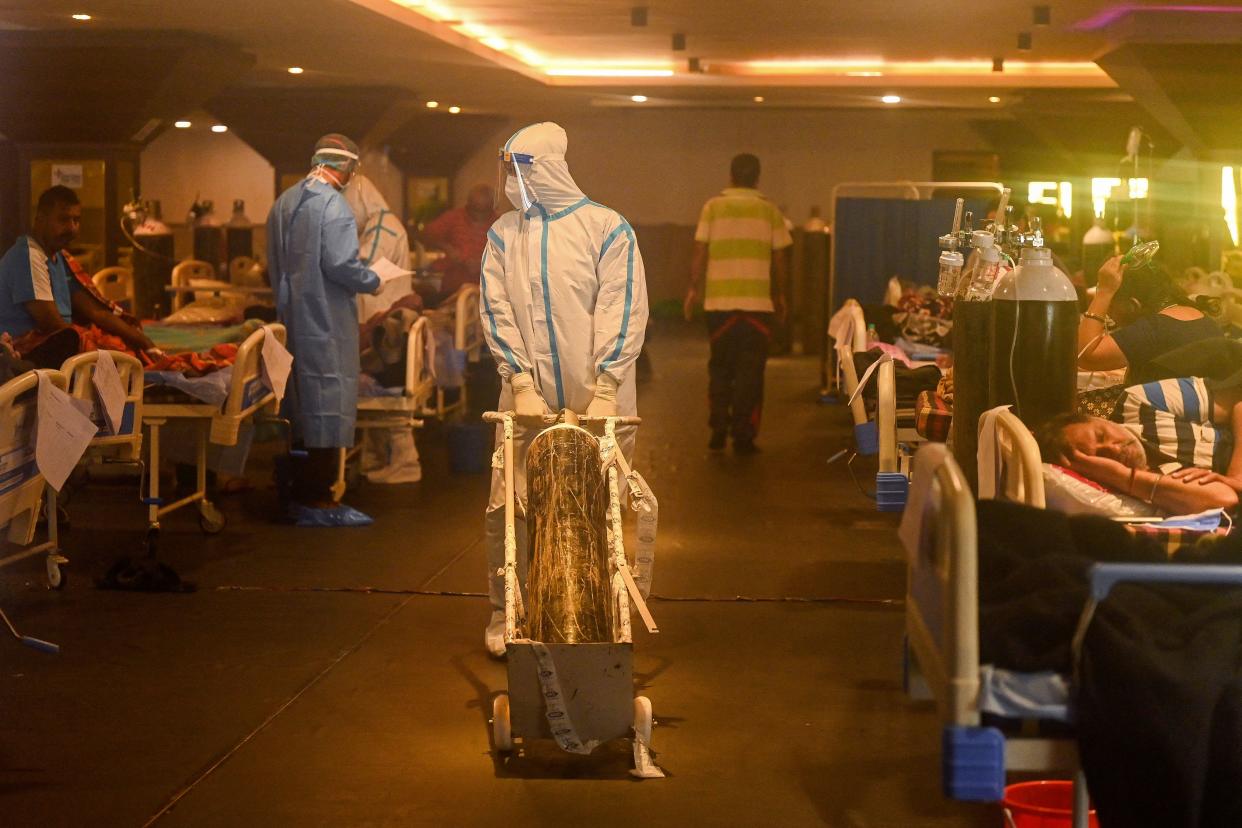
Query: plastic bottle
950 231 1003 493
937 249 964 297
989 246 1079 428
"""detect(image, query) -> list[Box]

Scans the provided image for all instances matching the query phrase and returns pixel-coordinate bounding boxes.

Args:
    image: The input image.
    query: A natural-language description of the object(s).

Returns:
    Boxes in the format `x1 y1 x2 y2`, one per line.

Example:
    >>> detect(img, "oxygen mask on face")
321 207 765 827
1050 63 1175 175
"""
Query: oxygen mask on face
1121 239 1160 268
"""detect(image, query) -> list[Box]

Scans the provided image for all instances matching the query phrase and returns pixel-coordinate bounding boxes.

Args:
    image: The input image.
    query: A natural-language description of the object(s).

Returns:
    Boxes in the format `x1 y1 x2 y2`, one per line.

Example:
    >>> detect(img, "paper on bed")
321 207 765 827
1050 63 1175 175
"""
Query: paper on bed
368 256 414 285
93 350 126 435
260 331 292 403
35 372 97 491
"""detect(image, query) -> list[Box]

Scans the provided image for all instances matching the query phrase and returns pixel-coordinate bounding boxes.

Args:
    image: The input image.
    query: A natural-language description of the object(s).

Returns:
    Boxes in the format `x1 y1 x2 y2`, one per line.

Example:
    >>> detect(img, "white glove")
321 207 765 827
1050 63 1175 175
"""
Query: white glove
510 372 549 419
585 373 619 418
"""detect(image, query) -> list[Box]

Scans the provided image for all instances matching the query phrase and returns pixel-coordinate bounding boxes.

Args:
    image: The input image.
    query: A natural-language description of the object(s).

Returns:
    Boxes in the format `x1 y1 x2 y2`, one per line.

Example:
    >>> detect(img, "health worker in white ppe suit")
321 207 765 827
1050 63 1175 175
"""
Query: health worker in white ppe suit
480 121 649 657
344 174 422 485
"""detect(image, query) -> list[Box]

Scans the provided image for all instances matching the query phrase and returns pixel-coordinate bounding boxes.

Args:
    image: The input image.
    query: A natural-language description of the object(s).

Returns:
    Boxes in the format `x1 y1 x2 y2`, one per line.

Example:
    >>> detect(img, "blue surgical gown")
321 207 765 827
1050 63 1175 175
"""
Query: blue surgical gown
267 178 380 448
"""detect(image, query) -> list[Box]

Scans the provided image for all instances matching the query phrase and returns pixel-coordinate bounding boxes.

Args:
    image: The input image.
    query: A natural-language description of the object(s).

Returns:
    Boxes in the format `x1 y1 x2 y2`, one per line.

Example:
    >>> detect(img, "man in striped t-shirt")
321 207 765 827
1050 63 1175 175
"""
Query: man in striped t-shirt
684 153 791 452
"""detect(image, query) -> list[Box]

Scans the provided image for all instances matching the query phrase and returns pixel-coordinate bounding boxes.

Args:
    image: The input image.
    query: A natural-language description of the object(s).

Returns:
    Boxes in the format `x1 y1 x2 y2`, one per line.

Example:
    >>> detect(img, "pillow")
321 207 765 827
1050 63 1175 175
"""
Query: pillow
1042 463 1160 518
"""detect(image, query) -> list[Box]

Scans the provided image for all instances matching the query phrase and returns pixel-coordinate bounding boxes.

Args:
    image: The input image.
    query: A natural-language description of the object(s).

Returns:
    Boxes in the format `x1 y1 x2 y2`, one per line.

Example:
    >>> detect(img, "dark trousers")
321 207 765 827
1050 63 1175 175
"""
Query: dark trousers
707 311 772 443
291 446 339 505
23 327 81 369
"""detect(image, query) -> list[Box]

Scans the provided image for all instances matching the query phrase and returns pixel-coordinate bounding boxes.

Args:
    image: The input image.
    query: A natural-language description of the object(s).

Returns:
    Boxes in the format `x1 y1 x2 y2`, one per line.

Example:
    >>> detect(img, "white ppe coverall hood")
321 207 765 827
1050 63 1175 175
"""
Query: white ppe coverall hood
479 121 650 645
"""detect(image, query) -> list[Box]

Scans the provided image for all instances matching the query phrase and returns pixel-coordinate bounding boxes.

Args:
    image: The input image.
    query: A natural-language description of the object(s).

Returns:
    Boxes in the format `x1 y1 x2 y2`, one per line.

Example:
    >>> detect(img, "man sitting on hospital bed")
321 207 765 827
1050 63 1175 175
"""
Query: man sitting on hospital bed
1036 376 1242 515
0 186 155 368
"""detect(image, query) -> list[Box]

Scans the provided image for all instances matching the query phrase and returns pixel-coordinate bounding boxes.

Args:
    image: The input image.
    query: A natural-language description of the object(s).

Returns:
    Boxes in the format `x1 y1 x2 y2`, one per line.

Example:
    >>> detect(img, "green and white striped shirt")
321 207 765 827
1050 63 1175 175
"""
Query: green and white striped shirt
695 188 792 312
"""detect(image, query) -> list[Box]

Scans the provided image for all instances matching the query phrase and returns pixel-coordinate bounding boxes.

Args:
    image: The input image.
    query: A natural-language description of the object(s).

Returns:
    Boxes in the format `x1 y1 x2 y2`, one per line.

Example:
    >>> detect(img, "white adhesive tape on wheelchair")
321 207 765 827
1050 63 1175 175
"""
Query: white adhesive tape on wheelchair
530 642 600 755
627 470 658 599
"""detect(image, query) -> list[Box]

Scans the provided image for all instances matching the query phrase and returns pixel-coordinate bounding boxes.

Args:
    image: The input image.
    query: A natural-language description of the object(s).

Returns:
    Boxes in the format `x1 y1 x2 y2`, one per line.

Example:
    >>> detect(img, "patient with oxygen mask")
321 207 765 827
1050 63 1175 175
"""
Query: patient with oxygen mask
1036 378 1242 515
1077 253 1222 381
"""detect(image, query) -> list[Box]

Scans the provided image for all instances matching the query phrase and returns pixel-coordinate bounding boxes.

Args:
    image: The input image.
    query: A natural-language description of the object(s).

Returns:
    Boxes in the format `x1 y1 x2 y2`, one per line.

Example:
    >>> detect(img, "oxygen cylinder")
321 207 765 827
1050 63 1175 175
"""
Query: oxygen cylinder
225 199 254 263
131 206 174 319
950 232 1005 493
189 199 225 272
989 247 1078 428
1081 219 1114 288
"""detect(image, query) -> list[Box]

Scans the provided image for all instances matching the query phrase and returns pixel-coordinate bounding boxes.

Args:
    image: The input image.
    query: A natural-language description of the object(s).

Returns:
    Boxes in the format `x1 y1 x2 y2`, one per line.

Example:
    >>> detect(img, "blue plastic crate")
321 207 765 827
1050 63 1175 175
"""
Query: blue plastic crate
876 472 909 512
942 725 1006 801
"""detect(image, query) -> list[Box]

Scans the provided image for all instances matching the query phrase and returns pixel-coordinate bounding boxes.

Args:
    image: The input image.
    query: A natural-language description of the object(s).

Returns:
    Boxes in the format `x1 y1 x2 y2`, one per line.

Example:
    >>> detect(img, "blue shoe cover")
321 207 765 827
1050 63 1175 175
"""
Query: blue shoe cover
295 504 374 527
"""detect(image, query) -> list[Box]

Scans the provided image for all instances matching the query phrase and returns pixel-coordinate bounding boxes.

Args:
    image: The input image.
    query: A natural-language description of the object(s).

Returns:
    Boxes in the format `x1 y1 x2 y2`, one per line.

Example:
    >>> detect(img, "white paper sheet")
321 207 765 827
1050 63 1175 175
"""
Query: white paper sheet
35 372 97 491
260 330 293 403
368 256 414 286
93 350 126 435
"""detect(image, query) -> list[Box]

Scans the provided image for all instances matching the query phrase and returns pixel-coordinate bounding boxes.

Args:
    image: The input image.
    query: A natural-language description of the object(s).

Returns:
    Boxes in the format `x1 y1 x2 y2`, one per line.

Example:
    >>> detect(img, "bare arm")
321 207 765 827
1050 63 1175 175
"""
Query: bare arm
771 247 789 322
1077 256 1128 370
71 290 154 351
684 241 708 321
23 300 71 334
1069 450 1239 513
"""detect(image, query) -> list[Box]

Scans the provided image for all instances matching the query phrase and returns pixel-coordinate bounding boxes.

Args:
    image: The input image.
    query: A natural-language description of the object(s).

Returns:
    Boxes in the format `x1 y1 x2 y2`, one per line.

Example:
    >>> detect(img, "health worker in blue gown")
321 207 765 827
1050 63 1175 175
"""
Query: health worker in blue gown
266 133 382 527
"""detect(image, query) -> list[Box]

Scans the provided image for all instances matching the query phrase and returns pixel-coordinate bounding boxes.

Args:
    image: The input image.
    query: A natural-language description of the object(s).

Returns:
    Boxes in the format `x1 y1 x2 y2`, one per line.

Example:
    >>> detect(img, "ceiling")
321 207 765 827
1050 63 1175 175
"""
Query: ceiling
1 0 1241 167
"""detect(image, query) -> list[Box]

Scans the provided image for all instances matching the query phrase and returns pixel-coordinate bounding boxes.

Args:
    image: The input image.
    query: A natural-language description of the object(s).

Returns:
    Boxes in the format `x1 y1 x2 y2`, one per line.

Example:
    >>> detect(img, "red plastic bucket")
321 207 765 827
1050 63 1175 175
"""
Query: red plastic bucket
1002 781 1099 828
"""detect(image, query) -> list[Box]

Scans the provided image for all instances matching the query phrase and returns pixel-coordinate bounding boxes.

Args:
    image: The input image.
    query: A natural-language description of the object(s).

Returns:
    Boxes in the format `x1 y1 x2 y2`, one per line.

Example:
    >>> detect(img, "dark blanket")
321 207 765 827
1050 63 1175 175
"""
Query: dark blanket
977 500 1242 827
852 350 941 408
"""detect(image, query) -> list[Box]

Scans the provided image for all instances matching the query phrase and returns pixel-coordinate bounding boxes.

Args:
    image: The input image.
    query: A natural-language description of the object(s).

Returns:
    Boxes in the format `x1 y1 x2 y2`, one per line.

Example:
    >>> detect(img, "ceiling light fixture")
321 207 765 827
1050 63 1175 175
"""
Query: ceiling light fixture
174 120 192 128
847 71 883 77
988 96 1002 103
287 67 304 74
71 13 91 20
426 100 439 108
630 94 648 102
448 105 461 113
545 67 674 78
480 36 509 50
753 96 765 102
881 94 902 104
211 125 228 133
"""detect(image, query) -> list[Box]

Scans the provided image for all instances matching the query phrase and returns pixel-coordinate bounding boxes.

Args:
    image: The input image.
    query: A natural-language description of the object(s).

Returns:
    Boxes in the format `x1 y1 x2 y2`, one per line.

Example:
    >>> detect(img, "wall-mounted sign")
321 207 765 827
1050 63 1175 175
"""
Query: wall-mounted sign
51 164 83 189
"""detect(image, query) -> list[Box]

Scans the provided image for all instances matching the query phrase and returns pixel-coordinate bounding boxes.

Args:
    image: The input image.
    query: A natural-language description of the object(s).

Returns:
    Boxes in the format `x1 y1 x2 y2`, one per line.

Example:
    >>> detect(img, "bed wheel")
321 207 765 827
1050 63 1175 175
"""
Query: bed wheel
492 692 512 752
46 555 67 590
199 503 226 535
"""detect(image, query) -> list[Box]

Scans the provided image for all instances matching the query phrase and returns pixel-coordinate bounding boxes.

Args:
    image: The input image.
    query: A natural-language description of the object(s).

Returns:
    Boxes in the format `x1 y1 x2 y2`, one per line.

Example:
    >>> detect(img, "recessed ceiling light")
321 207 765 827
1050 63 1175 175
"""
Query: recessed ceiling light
287 67 304 74
174 120 192 129
71 13 91 21
211 125 228 133
881 94 902 104
631 94 648 103
988 96 1002 103
847 71 882 77
753 96 765 103
448 105 461 114
426 101 439 109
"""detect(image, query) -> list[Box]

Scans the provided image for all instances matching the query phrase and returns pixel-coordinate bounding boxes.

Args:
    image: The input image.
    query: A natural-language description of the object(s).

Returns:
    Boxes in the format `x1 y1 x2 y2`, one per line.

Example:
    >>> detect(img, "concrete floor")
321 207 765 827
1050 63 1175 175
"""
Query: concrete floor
0 321 995 827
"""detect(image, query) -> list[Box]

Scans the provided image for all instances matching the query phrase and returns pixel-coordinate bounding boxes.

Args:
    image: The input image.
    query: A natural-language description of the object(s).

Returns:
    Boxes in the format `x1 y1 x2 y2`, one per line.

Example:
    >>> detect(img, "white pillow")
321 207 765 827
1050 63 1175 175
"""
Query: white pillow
1042 464 1160 518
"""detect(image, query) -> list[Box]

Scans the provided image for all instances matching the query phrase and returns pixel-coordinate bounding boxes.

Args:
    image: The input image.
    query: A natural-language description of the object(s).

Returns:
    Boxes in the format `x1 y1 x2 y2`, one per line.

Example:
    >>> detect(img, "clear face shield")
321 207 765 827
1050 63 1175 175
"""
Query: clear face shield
497 150 536 211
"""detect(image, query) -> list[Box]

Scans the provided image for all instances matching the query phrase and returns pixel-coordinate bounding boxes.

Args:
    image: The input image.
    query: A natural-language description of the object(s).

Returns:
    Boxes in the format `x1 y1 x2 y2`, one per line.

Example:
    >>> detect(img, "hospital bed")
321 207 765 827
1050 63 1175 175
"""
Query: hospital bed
831 300 873 452
976 408 1044 507
903 442 1242 826
92 266 134 308
0 370 69 588
428 284 483 419
56 351 146 528
142 323 286 544
333 316 435 499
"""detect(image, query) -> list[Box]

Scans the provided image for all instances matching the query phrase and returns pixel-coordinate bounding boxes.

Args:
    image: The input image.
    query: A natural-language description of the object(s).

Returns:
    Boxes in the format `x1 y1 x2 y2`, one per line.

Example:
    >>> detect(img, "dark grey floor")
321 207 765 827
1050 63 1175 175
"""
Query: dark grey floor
0 321 994 827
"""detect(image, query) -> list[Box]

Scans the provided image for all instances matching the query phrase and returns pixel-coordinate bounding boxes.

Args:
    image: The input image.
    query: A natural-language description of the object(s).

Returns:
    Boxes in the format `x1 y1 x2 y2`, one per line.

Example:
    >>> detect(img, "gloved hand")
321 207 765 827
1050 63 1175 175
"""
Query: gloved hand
585 373 619 418
510 372 549 419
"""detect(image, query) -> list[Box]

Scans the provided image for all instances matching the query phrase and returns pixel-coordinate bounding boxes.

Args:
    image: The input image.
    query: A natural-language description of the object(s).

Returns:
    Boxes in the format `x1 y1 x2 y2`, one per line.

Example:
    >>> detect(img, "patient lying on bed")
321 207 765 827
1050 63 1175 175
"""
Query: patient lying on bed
1036 376 1242 514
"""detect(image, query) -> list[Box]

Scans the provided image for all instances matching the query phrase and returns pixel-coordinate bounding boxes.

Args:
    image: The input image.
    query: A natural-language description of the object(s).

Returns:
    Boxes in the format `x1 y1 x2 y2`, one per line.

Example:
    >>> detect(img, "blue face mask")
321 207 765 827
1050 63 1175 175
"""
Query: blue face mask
1155 509 1225 532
